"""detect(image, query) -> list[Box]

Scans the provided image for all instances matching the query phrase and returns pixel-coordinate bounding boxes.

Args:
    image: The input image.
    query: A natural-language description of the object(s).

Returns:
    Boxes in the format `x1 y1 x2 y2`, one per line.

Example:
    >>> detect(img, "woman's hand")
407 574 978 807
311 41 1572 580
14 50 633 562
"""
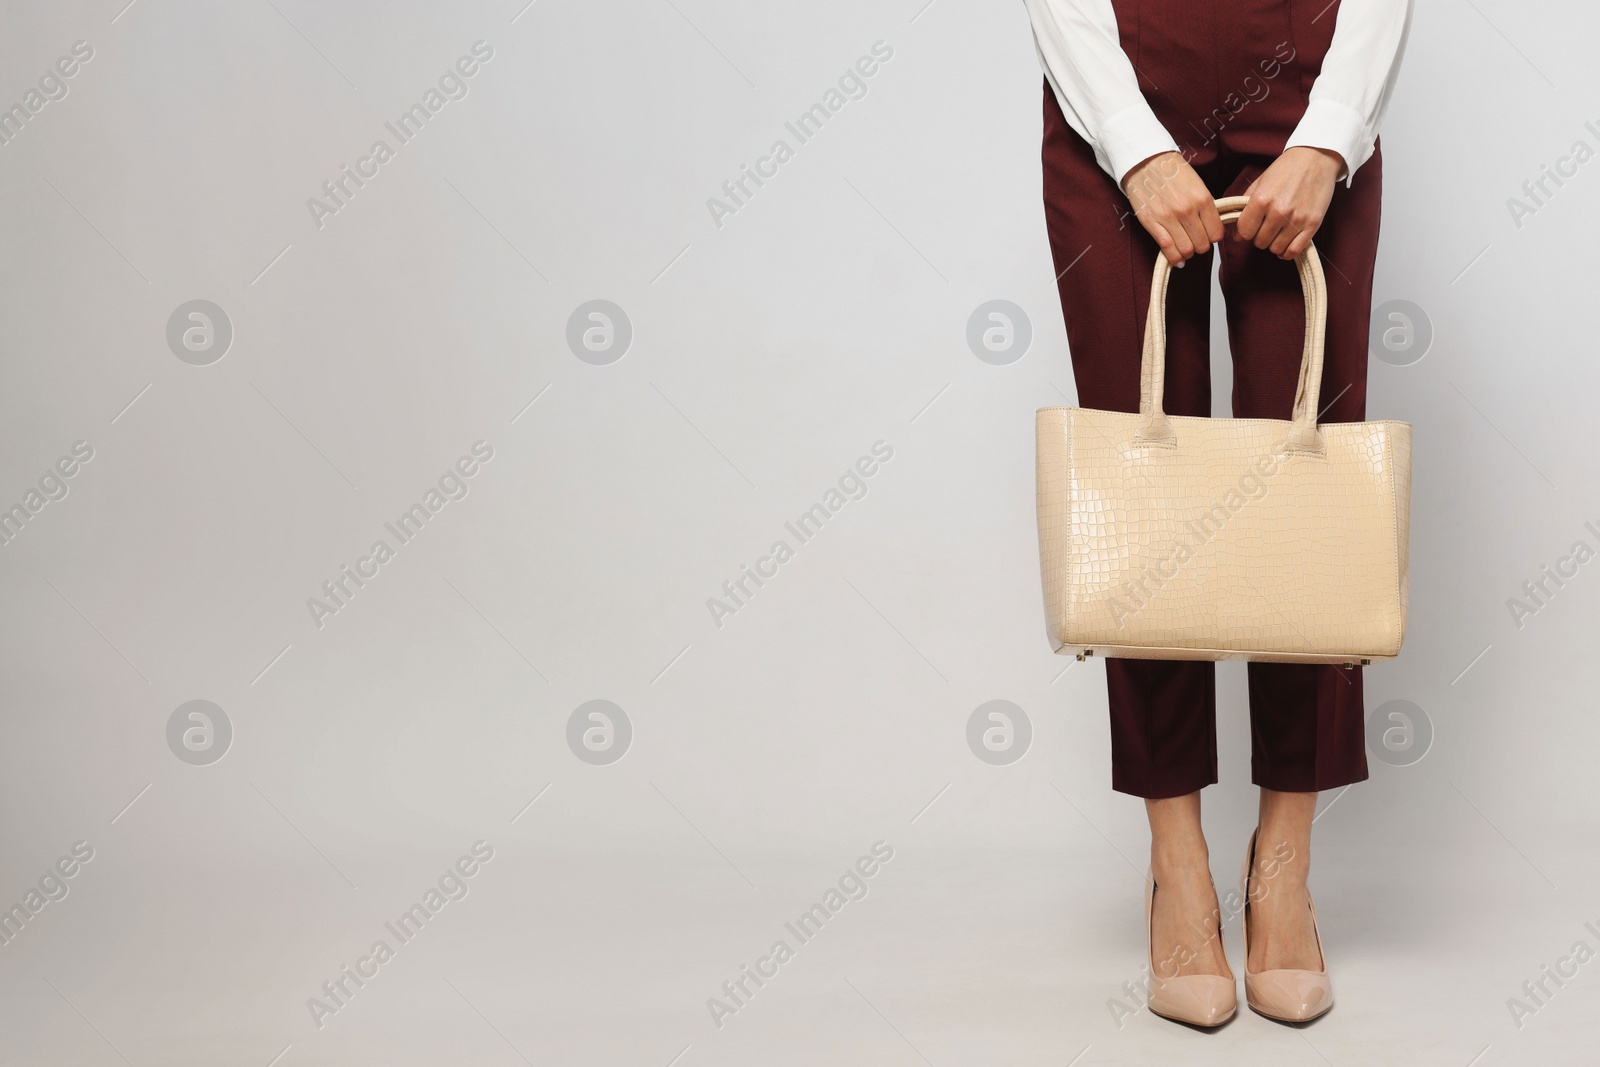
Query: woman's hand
1236 147 1345 259
1121 151 1223 268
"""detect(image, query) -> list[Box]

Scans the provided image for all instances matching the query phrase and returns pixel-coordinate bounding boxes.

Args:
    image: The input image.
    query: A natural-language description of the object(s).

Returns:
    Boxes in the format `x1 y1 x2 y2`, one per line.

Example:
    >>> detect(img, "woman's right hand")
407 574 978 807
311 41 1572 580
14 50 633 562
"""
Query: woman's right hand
1121 151 1223 268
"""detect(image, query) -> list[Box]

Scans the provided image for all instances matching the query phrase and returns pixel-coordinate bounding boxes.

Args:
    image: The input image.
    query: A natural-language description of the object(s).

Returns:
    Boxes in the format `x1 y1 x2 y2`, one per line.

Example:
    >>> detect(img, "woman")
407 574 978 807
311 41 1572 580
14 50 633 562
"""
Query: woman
1023 0 1412 1027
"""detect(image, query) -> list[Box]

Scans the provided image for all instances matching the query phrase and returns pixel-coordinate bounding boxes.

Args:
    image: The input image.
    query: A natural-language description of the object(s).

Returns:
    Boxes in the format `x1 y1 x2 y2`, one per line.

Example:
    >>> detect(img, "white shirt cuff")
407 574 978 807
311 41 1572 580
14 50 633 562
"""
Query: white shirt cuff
1101 104 1181 187
1284 99 1370 185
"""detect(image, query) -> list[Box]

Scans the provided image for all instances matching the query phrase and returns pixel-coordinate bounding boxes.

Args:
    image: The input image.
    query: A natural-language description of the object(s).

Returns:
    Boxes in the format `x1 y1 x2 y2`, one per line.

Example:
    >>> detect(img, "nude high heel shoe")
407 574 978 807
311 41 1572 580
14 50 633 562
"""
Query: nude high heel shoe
1144 872 1236 1027
1241 829 1334 1023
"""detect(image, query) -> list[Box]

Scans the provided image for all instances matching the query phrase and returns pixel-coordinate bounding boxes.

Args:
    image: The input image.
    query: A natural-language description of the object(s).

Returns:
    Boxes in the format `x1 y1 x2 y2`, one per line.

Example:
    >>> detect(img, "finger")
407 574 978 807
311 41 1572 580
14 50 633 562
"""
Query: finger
1169 227 1197 263
1235 197 1266 242
1198 198 1225 244
1284 216 1322 258
1252 210 1286 251
1283 228 1315 259
1235 183 1260 237
1269 224 1297 258
1159 210 1197 262
1144 220 1185 266
1176 211 1213 259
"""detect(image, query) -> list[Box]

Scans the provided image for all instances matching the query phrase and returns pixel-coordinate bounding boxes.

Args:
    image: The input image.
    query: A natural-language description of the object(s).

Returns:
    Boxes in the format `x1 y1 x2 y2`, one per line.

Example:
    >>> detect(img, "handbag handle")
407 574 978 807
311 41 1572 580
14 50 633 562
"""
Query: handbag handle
1135 195 1328 454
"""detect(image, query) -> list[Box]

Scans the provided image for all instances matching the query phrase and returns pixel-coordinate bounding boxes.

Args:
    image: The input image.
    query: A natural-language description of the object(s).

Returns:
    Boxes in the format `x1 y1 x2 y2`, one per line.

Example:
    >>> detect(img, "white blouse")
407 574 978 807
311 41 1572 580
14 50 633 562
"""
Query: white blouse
1024 0 1412 185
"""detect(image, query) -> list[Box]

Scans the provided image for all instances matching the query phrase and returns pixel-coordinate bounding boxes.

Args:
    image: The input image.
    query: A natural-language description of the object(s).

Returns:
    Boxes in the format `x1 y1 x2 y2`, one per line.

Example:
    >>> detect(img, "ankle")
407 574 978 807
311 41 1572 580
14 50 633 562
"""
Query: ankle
1151 843 1213 887
1250 830 1309 892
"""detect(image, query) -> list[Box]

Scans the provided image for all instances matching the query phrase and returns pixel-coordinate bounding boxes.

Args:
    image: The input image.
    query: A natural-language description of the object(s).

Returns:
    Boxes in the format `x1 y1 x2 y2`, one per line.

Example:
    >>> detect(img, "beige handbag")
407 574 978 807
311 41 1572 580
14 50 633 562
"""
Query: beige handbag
1035 196 1411 666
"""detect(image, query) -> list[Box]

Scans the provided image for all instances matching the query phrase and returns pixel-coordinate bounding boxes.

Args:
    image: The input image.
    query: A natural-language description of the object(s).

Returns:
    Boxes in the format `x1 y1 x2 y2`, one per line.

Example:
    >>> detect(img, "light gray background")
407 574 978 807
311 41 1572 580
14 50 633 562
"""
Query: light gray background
1 1 1597 1064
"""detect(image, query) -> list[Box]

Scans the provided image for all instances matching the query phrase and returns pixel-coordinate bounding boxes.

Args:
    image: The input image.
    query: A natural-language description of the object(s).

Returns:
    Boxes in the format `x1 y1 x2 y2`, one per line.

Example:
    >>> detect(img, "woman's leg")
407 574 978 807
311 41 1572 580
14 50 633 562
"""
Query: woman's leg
1147 793 1230 978
1248 789 1319 971
1041 82 1229 978
1217 145 1385 971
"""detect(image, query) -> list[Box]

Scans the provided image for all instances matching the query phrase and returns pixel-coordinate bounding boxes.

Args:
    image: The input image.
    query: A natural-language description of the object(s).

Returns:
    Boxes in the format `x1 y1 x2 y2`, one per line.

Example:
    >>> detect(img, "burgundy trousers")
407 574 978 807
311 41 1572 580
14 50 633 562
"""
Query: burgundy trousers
1041 0 1378 798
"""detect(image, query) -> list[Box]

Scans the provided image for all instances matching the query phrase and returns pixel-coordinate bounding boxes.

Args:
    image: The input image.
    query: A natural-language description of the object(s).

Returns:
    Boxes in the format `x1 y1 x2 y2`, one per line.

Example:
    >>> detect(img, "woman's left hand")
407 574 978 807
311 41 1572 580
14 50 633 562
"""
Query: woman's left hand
1235 147 1346 259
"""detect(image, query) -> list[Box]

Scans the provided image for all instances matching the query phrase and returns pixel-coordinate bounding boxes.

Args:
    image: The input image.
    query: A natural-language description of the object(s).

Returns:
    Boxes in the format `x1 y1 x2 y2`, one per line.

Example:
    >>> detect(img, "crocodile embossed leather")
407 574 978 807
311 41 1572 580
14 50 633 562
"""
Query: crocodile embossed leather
1036 196 1411 665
